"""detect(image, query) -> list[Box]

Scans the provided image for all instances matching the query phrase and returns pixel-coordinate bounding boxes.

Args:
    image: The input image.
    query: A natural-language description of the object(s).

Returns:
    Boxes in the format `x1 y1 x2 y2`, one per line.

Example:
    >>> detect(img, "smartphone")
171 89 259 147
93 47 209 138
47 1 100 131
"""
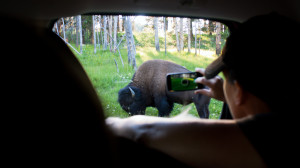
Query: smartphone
166 72 204 92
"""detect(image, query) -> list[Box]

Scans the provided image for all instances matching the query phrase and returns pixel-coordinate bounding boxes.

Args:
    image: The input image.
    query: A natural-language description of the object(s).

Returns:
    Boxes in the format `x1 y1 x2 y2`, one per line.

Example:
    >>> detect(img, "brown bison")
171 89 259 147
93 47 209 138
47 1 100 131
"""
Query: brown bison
118 60 211 118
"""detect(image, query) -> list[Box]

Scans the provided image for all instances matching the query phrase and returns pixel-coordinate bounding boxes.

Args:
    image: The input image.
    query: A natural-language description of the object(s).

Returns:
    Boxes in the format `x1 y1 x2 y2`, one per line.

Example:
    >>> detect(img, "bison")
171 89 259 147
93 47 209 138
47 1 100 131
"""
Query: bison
118 60 211 118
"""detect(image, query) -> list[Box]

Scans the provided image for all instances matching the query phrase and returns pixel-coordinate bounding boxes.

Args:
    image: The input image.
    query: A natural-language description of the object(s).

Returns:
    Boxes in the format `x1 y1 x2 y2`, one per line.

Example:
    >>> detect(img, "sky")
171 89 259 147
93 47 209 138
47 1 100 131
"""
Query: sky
135 15 148 26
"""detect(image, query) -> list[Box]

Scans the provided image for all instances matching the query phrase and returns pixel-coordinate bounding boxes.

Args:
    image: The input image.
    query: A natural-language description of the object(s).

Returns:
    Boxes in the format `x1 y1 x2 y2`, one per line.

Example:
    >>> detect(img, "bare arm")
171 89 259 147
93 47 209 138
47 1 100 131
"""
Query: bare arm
106 116 266 168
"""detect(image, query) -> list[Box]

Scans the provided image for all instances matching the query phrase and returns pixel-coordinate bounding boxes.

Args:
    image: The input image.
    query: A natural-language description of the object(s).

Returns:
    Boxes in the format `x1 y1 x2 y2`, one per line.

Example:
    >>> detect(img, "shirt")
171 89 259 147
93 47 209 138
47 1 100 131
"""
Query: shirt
237 112 298 167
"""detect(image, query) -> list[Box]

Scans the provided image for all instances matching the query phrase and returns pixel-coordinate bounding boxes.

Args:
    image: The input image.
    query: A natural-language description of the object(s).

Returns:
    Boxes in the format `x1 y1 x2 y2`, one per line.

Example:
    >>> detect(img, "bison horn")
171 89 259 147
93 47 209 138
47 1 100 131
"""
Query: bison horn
128 87 135 98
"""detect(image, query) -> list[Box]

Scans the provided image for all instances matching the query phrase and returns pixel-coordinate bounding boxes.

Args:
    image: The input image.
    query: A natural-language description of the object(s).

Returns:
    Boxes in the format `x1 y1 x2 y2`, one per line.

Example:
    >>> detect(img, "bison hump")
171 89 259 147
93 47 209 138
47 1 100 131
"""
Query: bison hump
132 60 190 92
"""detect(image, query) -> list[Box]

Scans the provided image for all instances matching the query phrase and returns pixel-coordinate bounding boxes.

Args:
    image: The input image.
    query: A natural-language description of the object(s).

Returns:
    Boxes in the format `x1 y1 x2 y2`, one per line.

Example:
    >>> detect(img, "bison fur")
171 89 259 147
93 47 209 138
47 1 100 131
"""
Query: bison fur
118 60 211 118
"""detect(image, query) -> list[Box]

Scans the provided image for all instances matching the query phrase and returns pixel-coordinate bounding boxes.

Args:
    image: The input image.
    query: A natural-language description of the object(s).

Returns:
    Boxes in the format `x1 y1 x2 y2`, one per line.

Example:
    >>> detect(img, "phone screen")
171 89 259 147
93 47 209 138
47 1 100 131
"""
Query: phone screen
166 72 204 92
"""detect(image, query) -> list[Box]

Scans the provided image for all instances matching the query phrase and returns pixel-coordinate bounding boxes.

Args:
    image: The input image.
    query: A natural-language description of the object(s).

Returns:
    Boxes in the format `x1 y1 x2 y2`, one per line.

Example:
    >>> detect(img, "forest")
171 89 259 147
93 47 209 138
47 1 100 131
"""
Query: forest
53 15 229 118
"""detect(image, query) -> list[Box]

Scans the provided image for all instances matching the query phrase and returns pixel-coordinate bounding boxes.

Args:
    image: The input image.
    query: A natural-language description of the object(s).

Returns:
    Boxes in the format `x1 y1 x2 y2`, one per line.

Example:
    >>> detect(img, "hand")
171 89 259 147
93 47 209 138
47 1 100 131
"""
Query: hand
194 68 226 102
106 116 138 140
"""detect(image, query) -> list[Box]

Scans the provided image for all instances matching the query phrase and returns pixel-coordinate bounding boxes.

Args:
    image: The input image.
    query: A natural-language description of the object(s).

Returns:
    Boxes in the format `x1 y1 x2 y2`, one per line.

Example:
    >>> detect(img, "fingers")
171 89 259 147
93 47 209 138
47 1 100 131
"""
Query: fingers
194 70 226 102
106 117 123 130
194 88 212 97
195 77 215 89
195 68 205 75
106 117 121 125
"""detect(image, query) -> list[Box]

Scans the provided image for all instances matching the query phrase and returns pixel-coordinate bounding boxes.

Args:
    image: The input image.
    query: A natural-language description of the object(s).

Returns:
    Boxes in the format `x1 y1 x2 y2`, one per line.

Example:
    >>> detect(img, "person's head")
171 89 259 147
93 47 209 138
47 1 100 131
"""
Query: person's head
205 13 300 117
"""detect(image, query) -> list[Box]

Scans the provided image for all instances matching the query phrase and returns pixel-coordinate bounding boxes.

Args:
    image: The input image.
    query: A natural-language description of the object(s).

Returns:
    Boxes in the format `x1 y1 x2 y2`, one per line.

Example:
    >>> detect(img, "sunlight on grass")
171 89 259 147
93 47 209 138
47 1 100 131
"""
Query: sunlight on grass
137 46 218 72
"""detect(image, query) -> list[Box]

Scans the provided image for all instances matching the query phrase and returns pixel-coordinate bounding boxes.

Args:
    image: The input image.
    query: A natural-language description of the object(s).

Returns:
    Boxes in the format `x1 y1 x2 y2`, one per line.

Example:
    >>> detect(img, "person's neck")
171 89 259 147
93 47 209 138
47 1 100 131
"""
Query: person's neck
235 93 271 119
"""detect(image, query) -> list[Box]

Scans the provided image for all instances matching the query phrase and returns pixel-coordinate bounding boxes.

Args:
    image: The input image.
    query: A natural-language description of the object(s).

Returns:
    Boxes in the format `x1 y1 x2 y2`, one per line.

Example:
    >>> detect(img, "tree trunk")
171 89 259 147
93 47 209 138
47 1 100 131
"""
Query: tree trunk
154 17 160 52
69 17 74 43
96 31 99 49
199 19 202 55
119 16 123 32
124 16 136 70
174 18 180 52
164 17 167 55
165 17 168 31
187 18 191 53
103 16 108 50
123 17 131 64
189 19 193 41
113 16 118 52
131 18 135 32
93 15 96 54
194 21 197 56
61 18 66 41
109 15 113 51
180 17 184 52
77 15 83 54
76 20 79 48
216 22 221 55
57 20 61 36
55 22 59 35
98 15 102 51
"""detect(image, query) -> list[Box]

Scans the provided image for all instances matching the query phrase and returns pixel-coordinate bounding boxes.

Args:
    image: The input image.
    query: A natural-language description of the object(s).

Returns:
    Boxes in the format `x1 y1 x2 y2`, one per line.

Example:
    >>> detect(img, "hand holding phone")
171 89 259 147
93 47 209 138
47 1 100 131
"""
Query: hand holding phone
166 72 204 92
194 67 226 101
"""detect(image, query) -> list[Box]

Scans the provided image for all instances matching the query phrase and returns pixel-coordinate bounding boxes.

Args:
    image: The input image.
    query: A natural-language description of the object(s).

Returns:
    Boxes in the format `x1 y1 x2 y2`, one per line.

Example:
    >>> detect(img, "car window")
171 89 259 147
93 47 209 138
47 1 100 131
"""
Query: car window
53 15 229 119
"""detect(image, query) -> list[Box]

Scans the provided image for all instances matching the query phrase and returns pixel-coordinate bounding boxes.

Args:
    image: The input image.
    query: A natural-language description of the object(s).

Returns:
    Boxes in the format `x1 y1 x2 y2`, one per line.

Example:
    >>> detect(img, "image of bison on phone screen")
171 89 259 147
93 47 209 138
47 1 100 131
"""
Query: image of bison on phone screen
118 60 210 118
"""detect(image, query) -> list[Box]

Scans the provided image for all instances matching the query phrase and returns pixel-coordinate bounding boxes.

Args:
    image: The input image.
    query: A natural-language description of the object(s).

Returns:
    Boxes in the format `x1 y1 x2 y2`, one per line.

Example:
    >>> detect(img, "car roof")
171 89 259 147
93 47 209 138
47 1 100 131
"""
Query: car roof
1 0 299 27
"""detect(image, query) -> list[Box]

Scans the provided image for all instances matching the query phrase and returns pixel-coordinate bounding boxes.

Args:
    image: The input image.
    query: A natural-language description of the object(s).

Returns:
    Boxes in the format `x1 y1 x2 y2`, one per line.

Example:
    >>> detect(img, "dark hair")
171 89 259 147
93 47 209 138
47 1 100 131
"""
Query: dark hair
222 13 300 112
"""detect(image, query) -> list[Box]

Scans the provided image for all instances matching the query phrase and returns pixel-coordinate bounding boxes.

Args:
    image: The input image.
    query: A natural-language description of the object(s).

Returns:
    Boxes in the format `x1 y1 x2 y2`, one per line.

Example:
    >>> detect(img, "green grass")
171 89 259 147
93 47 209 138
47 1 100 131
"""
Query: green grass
68 34 224 119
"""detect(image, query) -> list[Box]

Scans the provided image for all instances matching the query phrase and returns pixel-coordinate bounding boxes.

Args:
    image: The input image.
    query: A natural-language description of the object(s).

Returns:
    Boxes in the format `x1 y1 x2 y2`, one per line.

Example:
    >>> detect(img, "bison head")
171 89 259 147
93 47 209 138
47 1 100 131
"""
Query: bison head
118 86 146 115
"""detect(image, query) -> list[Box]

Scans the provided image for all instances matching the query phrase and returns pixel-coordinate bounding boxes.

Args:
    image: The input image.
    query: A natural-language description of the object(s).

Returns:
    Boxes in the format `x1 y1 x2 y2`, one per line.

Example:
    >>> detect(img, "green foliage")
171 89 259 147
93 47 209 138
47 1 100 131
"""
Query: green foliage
134 31 228 52
69 35 224 119
81 15 93 44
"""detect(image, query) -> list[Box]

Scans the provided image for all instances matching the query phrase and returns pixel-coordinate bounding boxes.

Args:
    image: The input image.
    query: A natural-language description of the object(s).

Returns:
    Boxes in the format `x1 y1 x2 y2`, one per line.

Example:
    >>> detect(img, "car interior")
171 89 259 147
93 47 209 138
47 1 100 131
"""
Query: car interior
2 0 299 167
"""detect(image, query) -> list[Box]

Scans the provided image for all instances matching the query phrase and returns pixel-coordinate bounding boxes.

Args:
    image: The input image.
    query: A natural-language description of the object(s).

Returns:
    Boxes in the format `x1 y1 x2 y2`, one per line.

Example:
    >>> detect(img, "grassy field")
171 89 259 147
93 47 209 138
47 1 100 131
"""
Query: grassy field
68 33 225 119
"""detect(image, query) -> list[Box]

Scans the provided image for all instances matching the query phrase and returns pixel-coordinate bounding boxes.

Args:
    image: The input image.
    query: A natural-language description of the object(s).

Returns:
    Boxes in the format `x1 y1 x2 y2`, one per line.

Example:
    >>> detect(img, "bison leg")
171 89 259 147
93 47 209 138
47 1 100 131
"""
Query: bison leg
154 97 174 117
130 104 146 115
193 94 210 118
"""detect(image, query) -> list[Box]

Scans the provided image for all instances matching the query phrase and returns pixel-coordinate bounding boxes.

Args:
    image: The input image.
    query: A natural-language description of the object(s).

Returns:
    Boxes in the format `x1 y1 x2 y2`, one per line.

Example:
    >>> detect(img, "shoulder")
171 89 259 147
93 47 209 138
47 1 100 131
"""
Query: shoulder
236 113 298 167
